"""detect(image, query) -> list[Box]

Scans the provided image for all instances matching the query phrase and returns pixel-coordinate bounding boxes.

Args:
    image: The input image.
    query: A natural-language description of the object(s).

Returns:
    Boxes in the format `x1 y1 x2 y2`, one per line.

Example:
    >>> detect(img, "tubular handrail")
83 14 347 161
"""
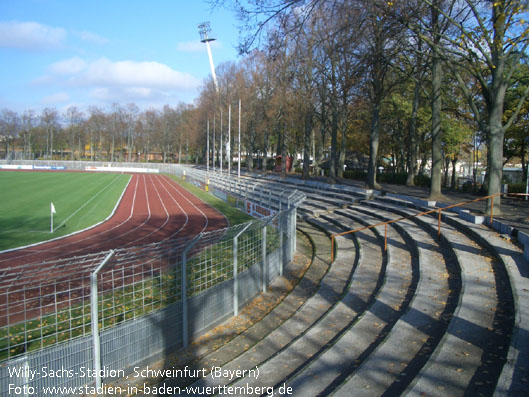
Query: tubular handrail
330 192 508 262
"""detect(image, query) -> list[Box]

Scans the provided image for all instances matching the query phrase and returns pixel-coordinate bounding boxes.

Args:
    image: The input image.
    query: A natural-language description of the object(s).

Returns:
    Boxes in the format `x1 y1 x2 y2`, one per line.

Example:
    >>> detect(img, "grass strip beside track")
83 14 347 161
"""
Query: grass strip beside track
167 174 253 225
0 171 130 251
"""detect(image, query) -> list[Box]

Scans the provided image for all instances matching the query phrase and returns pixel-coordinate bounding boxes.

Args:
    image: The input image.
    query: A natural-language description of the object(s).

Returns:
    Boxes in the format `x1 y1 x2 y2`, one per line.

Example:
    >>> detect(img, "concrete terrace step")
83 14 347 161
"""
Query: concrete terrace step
282 210 417 395
177 217 359 395
241 174 372 202
363 199 515 395
256 173 376 199
223 216 385 395
303 193 353 208
297 204 342 219
329 205 457 396
433 209 527 396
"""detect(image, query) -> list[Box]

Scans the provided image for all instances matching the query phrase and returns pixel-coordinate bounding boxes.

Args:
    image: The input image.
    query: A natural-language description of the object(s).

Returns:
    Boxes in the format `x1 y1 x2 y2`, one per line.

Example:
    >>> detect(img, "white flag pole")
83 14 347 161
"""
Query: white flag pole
50 202 55 233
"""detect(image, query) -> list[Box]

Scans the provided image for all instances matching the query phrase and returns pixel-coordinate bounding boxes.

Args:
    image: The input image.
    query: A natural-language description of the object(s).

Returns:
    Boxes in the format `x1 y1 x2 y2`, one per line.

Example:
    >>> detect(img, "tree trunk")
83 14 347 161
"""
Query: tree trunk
522 141 527 183
366 103 381 189
486 98 505 214
337 116 346 179
428 1 444 201
451 156 458 189
71 128 75 161
443 156 450 187
262 129 269 172
302 111 313 180
329 111 338 183
485 3 509 215
247 124 255 171
406 78 421 185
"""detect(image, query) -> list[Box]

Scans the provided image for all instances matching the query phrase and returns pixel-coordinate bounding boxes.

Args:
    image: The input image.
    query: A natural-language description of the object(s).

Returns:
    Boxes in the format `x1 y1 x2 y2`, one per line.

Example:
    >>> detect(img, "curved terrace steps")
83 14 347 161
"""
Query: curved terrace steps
217 173 524 395
280 210 418 395
176 216 386 395
221 216 387 393
253 183 520 395
350 199 516 395
440 206 529 396
306 207 456 395
156 172 525 395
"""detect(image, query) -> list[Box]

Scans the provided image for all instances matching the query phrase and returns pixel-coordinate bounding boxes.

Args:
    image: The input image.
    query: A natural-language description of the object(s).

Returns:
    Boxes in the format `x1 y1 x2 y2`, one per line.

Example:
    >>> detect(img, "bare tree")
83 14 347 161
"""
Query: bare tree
64 106 84 161
40 108 59 160
0 109 20 160
21 110 37 159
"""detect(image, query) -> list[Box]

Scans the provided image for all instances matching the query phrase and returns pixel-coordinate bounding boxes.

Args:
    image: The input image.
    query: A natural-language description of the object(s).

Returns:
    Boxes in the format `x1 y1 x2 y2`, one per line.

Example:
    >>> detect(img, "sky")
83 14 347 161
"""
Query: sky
0 0 241 114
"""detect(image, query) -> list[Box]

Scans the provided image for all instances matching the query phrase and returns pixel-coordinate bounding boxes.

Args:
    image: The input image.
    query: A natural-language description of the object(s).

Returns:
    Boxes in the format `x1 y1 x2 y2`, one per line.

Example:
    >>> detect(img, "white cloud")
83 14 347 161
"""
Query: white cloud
73 30 109 45
91 87 163 102
46 57 201 90
0 21 66 50
83 58 200 89
50 57 87 75
42 92 70 104
38 57 201 104
176 40 221 52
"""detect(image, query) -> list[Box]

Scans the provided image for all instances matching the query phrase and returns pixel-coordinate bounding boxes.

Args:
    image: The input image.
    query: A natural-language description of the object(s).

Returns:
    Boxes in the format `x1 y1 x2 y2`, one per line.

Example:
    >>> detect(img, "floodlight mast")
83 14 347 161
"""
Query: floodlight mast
198 22 219 93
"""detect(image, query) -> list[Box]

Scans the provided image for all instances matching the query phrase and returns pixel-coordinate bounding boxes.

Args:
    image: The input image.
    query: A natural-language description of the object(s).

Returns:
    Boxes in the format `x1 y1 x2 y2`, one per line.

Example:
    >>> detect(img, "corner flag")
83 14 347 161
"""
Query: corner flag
50 202 56 232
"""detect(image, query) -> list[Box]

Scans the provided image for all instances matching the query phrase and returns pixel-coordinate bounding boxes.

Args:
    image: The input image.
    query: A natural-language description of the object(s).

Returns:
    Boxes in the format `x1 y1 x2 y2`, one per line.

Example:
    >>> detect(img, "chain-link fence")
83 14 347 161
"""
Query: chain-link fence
0 163 301 395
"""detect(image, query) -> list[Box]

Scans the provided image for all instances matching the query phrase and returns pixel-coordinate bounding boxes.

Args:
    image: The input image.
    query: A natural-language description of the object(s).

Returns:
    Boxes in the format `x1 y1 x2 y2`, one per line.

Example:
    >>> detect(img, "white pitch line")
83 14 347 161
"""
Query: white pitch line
0 173 132 256
53 174 122 231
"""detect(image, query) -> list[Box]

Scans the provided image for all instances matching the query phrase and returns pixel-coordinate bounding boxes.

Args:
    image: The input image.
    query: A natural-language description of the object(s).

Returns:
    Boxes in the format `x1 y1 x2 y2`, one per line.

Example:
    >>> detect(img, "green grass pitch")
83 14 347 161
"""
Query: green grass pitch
0 171 131 251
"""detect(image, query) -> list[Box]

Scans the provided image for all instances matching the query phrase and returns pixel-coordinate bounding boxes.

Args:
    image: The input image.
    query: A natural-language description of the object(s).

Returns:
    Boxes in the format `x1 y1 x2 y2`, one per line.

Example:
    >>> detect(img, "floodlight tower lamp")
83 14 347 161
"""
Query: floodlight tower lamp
198 21 219 93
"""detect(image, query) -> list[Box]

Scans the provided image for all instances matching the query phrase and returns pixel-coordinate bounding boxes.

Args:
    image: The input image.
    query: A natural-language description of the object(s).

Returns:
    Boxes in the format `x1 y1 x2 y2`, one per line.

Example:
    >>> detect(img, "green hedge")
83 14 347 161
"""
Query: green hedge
342 170 431 187
343 170 367 181
508 182 526 194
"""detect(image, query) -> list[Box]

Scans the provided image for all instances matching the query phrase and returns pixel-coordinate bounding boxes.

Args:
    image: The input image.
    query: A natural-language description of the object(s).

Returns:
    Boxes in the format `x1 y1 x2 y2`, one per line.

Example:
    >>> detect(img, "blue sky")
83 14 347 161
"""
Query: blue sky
0 0 240 113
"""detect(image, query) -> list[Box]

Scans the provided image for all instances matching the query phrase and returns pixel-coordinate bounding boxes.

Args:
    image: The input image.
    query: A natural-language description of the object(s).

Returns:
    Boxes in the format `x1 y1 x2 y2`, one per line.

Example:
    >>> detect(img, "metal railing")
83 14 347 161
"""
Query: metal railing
330 193 509 262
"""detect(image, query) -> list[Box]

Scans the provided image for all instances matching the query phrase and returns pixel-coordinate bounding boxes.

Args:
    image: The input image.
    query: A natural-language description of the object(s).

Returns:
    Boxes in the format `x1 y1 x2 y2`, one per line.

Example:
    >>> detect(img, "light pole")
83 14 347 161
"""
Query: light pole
199 22 219 175
238 99 241 178
198 22 219 92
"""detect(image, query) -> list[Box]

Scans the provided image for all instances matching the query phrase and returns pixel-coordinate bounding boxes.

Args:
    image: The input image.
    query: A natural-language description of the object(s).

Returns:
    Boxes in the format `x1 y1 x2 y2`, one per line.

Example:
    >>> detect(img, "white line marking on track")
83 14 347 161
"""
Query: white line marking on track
158 175 212 240
125 174 170 245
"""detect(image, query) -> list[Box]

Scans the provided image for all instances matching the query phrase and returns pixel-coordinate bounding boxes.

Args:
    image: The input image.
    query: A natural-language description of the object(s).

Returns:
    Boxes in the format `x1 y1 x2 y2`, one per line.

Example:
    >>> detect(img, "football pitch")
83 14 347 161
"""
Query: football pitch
0 171 130 251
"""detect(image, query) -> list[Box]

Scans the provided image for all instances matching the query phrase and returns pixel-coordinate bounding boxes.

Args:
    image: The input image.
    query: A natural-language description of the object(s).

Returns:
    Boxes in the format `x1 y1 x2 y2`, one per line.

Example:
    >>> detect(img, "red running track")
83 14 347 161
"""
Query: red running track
0 173 228 268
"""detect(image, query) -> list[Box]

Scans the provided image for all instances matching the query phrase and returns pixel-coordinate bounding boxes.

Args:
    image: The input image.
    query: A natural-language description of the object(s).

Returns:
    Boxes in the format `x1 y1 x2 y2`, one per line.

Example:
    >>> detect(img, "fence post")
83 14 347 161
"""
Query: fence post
233 222 252 316
262 223 267 293
290 207 296 261
181 249 188 348
182 235 201 348
233 235 238 315
90 250 115 390
279 201 283 276
261 216 277 292
292 206 298 258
